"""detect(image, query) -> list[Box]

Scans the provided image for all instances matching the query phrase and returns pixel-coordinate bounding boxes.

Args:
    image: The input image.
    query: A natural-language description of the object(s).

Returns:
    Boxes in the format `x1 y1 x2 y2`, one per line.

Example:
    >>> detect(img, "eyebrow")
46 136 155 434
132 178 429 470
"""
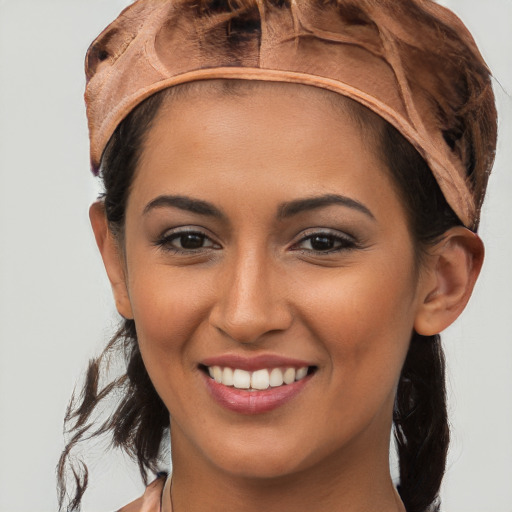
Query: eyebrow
143 193 374 221
277 194 375 220
143 195 225 219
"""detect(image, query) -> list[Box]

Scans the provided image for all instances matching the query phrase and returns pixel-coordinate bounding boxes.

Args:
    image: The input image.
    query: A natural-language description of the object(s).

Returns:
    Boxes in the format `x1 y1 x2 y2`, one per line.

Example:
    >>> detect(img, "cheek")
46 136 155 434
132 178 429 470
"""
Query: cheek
295 259 417 401
127 267 220 423
127 265 214 372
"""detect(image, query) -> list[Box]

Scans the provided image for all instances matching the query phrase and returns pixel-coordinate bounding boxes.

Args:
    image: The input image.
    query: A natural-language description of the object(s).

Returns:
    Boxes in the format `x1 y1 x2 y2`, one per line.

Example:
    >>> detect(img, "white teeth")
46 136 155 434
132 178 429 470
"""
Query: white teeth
283 367 296 385
222 367 234 386
233 369 251 389
213 366 223 384
269 368 284 387
251 369 270 390
207 365 311 389
295 367 308 381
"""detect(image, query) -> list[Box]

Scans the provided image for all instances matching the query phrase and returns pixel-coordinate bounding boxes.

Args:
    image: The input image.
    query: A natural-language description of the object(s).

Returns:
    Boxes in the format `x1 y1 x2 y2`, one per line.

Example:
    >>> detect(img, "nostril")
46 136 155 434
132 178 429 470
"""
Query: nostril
210 305 294 345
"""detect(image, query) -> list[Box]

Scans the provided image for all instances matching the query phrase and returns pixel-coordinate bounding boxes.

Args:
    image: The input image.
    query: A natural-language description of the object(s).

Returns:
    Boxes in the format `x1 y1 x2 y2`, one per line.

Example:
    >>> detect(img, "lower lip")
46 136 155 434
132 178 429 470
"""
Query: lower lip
202 372 312 415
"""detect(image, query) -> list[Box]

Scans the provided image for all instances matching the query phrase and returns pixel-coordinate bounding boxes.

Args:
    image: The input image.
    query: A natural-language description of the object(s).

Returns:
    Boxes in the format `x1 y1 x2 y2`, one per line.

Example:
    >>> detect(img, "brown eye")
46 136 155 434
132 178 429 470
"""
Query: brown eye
156 229 219 253
293 230 357 254
309 235 337 251
178 233 207 249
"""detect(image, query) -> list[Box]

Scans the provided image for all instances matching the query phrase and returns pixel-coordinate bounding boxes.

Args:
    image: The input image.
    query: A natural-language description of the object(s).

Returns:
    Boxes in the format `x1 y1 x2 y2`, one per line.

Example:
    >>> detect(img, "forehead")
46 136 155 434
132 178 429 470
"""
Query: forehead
131 81 399 220
154 80 382 138
141 80 384 169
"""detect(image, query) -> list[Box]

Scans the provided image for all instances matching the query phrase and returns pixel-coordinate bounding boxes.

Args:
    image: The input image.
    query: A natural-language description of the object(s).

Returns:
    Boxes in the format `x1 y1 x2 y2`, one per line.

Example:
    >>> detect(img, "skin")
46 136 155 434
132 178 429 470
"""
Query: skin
91 83 484 512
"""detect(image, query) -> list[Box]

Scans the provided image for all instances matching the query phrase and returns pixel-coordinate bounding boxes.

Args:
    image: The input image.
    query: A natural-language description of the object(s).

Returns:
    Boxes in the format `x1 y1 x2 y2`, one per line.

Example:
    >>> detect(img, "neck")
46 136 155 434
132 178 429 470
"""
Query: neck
168 426 405 512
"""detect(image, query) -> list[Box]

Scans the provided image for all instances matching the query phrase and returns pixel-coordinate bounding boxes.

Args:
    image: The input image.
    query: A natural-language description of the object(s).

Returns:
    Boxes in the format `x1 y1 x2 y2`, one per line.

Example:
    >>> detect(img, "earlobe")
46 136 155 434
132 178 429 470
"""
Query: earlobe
414 227 484 336
89 201 134 320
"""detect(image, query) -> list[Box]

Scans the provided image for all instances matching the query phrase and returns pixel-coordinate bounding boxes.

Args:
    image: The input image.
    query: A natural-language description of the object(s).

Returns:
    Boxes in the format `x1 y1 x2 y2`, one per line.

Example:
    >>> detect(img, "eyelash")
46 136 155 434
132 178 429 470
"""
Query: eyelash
155 228 358 255
154 229 220 254
291 230 358 254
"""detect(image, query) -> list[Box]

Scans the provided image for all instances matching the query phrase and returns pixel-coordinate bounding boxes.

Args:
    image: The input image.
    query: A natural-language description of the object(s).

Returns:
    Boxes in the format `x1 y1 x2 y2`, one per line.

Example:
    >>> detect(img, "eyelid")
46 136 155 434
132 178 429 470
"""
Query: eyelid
154 225 222 252
290 228 358 253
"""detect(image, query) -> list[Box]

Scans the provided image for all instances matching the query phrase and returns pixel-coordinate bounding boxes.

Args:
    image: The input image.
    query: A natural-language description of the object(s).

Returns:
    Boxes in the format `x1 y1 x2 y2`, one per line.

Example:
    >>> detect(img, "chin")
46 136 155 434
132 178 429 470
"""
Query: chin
213 450 312 481
194 425 344 481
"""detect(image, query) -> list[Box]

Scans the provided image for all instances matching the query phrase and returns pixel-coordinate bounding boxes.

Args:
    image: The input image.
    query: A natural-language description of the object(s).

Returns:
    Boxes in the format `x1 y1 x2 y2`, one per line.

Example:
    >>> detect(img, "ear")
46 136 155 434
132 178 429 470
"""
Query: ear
414 226 484 336
89 201 134 319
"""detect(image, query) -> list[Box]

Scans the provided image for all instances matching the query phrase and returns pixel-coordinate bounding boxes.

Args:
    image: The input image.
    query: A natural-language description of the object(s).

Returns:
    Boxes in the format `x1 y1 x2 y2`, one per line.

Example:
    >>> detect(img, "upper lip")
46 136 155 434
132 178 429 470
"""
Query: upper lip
200 353 314 372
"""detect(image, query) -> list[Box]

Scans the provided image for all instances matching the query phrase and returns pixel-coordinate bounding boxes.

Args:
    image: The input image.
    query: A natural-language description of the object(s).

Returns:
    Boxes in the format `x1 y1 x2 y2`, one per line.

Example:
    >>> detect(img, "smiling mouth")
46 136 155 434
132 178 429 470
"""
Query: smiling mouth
200 365 317 391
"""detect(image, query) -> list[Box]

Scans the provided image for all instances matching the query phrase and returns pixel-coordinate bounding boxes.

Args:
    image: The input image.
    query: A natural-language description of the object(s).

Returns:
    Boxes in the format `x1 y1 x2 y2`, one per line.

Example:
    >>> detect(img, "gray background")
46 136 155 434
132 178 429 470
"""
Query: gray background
0 1 511 511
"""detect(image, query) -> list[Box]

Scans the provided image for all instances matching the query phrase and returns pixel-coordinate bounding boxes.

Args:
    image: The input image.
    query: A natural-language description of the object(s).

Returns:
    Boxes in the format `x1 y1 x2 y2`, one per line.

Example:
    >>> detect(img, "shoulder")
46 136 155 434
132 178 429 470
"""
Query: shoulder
116 475 167 512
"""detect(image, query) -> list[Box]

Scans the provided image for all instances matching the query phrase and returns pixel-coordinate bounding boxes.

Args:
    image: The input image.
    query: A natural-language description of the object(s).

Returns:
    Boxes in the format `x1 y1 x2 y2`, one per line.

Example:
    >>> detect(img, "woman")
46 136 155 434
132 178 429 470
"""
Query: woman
58 0 497 511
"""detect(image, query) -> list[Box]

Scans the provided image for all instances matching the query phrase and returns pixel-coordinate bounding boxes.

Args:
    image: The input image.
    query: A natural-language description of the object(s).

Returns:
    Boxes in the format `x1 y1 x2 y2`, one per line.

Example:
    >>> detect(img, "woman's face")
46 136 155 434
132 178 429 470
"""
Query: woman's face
118 83 428 479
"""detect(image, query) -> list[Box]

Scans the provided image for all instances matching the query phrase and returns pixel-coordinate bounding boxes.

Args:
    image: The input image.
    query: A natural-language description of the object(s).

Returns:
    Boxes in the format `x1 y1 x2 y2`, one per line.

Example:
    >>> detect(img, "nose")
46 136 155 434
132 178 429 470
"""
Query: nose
209 249 293 344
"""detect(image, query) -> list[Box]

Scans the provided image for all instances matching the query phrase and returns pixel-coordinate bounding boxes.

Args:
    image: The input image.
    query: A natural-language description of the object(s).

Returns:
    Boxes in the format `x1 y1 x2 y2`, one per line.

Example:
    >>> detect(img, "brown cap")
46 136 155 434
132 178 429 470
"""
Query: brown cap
85 0 497 229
